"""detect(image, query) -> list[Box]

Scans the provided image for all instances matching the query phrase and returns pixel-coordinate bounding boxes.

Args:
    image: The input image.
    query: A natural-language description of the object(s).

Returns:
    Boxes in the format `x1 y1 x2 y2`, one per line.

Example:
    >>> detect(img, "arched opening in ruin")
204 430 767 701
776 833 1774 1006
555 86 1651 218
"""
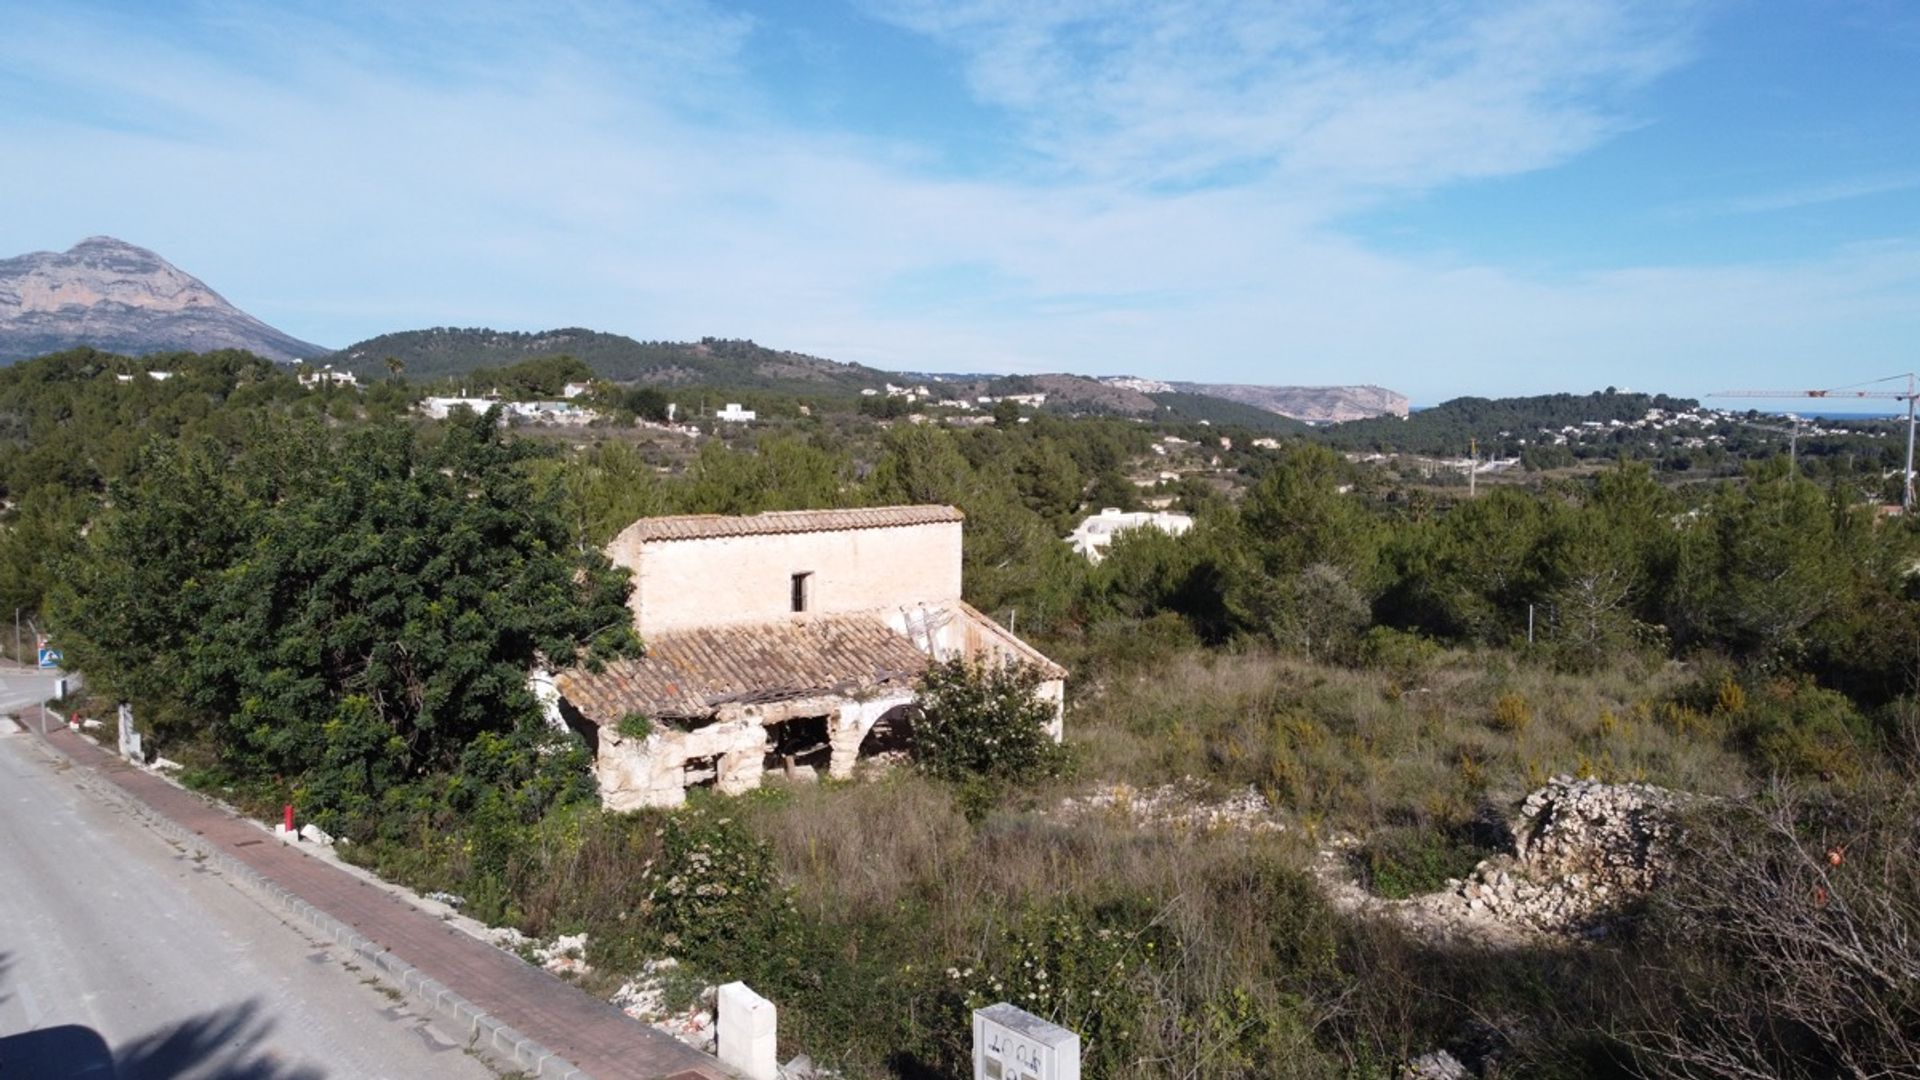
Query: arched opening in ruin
856 703 916 765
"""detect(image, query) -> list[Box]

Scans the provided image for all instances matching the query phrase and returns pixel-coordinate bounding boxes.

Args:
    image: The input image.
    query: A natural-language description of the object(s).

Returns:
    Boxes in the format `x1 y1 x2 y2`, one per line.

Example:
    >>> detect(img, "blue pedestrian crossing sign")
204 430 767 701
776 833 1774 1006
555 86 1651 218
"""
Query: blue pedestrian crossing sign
36 637 60 669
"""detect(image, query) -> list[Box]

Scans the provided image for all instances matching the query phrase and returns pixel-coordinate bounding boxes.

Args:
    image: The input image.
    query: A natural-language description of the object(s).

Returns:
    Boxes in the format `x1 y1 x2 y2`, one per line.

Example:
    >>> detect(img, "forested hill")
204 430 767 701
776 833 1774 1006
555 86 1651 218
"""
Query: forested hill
333 327 1320 430
328 328 895 394
1318 389 1701 456
1146 391 1310 433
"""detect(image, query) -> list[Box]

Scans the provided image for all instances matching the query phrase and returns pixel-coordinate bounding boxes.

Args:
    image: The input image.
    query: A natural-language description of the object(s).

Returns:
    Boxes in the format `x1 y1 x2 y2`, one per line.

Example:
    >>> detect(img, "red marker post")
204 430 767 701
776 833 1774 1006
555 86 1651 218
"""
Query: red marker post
283 804 295 834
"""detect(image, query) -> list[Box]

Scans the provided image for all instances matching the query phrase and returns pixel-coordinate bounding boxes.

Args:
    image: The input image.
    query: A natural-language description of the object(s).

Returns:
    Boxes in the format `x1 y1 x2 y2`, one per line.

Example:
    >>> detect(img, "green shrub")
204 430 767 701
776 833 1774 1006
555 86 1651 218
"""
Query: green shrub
1491 691 1533 734
949 902 1161 1076
623 806 798 978
914 658 1067 787
1358 625 1441 683
1734 677 1871 781
1355 826 1490 899
616 711 654 739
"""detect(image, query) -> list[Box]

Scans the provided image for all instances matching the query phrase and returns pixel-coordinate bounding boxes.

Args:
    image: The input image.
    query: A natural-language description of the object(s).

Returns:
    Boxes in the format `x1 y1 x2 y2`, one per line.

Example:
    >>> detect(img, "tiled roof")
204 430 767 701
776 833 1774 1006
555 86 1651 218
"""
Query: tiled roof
558 615 931 724
622 505 963 542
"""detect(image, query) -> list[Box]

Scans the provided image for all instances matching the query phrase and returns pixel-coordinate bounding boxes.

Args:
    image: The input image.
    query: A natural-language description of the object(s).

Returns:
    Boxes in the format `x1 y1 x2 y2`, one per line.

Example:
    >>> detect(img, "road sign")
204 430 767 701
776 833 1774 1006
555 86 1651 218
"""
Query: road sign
37 646 61 669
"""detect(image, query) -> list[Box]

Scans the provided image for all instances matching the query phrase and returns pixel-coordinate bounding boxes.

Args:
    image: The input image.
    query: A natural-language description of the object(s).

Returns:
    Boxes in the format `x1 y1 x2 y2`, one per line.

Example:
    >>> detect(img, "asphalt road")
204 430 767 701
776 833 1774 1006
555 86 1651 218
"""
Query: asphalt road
0 729 503 1080
0 665 66 732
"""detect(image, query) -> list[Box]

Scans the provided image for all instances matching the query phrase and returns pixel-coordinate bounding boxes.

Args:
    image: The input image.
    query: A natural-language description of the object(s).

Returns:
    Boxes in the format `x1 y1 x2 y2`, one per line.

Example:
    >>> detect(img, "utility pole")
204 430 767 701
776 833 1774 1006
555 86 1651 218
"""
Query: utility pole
1468 437 1478 498
1905 373 1915 511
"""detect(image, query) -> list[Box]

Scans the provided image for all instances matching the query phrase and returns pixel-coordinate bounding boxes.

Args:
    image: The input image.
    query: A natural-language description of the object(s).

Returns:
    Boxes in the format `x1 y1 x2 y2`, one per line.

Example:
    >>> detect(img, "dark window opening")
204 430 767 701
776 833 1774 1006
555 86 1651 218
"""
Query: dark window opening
765 714 831 776
791 571 813 613
683 754 720 789
556 699 599 758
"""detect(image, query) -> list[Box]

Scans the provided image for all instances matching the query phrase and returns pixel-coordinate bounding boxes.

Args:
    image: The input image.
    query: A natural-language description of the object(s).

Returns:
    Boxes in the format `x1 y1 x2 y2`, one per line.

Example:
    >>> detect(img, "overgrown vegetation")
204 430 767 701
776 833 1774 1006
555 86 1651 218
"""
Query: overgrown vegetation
10 345 1920 1078
913 658 1067 796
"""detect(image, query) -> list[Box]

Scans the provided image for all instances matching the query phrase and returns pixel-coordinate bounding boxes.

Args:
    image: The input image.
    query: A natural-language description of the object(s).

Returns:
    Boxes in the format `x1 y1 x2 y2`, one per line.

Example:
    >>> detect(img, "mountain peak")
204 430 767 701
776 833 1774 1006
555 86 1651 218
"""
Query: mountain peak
73 235 144 251
0 238 328 363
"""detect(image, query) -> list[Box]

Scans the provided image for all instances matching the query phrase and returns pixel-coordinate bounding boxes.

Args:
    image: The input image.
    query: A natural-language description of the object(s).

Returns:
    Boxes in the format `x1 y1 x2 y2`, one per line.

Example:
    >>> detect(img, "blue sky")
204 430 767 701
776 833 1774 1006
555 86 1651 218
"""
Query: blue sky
2 0 1916 403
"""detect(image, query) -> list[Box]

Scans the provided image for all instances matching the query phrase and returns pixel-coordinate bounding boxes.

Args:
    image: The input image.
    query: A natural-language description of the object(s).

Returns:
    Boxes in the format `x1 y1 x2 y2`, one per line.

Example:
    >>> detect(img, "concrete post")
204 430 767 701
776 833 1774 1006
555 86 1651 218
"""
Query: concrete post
717 982 777 1080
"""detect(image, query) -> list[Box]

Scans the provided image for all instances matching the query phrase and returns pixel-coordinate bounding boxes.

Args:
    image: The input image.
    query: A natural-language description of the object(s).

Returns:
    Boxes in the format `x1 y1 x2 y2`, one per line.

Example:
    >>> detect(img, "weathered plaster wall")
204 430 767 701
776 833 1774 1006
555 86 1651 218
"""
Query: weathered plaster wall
1036 678 1066 742
883 606 1067 738
593 688 920 810
609 522 963 637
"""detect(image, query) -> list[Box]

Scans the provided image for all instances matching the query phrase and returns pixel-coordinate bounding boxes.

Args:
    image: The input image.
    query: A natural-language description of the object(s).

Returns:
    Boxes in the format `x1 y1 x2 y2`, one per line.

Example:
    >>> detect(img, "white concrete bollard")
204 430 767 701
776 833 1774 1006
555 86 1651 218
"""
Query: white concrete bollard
716 981 778 1080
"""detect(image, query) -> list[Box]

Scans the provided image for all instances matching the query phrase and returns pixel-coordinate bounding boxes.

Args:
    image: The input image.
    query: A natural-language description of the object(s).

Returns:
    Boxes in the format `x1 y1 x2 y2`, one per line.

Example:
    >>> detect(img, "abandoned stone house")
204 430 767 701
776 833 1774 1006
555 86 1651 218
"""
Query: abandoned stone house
551 505 1066 809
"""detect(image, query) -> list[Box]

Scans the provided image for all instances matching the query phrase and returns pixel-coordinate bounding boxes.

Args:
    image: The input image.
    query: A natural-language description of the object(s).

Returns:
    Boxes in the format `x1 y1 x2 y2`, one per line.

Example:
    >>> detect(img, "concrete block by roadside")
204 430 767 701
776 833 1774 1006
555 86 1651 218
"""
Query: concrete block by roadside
717 982 778 1080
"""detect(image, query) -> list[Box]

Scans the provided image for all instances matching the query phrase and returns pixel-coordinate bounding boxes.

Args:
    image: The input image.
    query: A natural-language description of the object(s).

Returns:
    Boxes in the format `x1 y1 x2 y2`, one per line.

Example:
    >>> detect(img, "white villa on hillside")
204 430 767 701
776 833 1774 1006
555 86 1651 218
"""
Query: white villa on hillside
1066 507 1194 562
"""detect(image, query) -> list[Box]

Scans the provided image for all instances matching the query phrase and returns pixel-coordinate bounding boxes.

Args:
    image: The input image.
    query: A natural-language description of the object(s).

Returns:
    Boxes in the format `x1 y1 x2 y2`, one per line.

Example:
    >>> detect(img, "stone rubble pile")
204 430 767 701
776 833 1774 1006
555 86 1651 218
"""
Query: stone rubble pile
1057 777 1284 834
486 925 532 952
485 927 596 977
534 932 592 977
1437 776 1681 936
1331 776 1684 942
611 957 719 1054
1400 1050 1470 1080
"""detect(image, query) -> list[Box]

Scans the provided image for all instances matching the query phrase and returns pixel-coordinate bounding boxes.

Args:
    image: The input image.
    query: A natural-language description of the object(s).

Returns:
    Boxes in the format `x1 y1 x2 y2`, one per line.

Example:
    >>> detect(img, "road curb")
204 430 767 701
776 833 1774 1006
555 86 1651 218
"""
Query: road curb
25 727 594 1080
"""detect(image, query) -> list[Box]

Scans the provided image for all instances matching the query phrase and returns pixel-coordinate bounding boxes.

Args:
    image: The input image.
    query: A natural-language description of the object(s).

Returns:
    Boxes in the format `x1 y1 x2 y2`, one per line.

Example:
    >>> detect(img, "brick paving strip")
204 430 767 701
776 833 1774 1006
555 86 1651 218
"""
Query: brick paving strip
25 709 728 1080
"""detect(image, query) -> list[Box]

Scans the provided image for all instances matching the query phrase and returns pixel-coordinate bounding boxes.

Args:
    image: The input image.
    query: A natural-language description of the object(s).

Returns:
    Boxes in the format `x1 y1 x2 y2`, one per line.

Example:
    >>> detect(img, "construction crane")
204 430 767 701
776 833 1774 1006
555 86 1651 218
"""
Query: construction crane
1713 373 1916 511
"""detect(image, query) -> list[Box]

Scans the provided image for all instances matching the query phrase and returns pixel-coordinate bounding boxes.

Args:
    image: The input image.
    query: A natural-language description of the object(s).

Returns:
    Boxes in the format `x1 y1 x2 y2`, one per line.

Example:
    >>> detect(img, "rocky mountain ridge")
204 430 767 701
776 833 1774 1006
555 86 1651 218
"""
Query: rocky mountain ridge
0 237 325 363
0 239 1407 422
1170 380 1411 423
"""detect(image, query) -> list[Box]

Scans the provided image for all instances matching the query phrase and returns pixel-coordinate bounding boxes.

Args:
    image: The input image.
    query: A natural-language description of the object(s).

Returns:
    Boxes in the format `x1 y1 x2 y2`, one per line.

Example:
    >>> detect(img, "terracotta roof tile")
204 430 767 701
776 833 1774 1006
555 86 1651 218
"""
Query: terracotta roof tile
558 615 930 724
623 504 962 542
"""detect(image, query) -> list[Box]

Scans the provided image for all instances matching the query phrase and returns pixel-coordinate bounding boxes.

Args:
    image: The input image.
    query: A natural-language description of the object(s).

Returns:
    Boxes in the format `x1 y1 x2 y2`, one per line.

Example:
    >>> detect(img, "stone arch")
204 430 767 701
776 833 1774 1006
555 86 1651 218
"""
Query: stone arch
856 703 916 761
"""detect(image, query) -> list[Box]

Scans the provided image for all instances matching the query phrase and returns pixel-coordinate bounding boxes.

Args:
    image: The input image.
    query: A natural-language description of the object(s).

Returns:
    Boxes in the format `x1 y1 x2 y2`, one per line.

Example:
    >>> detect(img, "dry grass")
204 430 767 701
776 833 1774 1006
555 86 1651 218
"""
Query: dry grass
1069 645 1755 836
741 772 1342 1077
748 772 972 921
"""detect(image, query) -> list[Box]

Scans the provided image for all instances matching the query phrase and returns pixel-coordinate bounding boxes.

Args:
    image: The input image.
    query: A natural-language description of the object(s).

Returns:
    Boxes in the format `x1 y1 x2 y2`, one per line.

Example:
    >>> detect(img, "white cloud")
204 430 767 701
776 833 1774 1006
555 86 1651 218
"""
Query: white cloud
1706 174 1920 216
862 0 1698 194
1 1 1914 404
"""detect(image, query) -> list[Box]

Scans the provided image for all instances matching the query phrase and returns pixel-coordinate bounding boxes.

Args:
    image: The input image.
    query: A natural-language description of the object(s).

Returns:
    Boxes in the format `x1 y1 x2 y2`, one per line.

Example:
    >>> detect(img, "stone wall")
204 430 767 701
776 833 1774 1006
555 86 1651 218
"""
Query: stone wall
1429 777 1683 937
609 521 964 637
1323 776 1685 943
594 688 920 810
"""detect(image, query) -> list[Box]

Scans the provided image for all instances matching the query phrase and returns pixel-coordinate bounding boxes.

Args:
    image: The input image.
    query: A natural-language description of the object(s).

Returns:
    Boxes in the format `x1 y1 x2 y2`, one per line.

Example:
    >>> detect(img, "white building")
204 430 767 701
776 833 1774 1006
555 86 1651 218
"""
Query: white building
505 400 597 425
417 396 500 420
555 506 1066 809
1065 507 1195 563
298 364 360 389
561 382 592 399
716 403 757 423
